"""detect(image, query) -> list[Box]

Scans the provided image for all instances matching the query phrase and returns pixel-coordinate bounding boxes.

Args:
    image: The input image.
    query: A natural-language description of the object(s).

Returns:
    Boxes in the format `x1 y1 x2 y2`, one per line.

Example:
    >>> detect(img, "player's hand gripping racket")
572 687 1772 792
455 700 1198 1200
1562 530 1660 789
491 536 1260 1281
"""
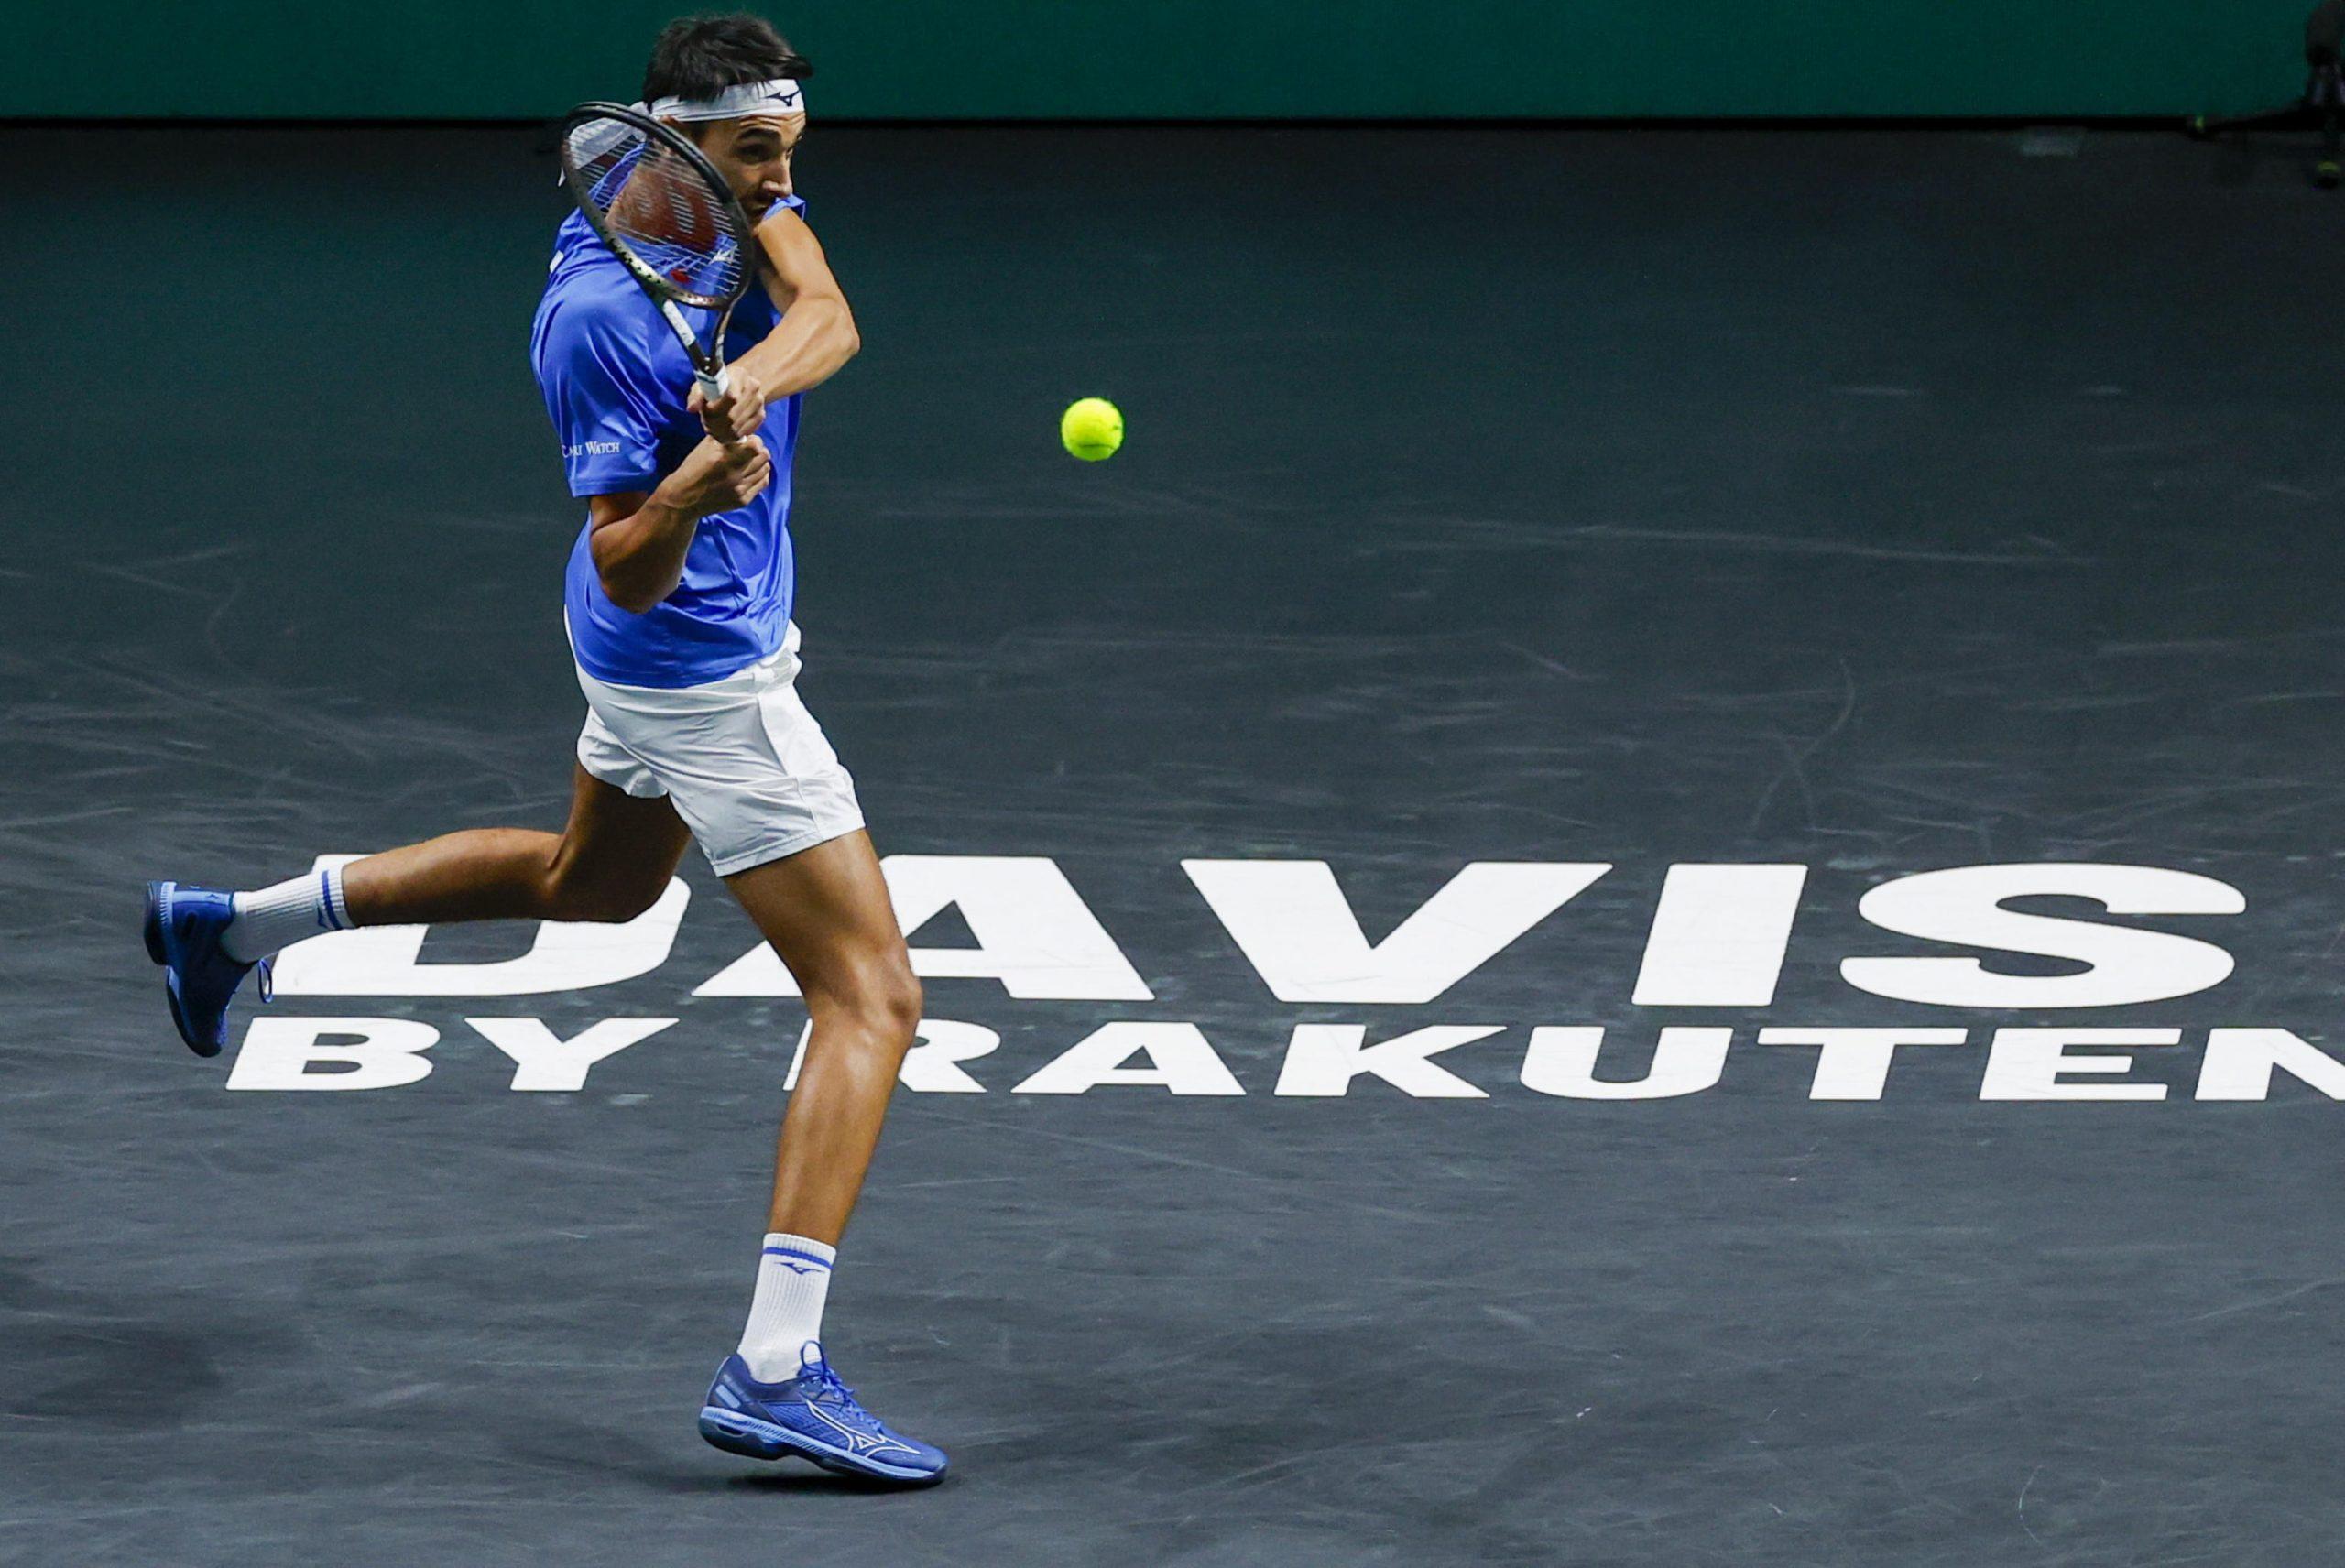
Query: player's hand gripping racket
559 103 759 445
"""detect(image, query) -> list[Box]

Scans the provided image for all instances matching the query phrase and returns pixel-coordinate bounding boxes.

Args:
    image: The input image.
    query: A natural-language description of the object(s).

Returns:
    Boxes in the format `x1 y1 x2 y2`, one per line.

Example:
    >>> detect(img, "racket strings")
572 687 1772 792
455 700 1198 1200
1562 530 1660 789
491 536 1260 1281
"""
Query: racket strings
562 116 749 305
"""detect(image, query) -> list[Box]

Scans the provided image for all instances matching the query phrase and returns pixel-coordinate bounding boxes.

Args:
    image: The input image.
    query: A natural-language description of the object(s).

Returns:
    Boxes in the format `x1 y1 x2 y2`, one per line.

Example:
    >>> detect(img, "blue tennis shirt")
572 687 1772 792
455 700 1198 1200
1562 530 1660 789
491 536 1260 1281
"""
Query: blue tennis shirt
530 195 806 689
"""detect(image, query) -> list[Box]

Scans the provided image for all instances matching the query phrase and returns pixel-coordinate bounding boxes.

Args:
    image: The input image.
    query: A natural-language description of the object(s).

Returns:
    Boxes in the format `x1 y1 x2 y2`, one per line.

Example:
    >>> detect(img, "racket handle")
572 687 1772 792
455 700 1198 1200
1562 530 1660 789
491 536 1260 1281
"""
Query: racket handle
695 365 748 447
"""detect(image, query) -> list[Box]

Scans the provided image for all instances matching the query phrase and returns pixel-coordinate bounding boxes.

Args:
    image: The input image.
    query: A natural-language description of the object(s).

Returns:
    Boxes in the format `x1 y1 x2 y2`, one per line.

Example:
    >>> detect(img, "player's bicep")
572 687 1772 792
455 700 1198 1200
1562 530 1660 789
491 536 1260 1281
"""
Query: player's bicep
753 206 851 312
584 492 653 585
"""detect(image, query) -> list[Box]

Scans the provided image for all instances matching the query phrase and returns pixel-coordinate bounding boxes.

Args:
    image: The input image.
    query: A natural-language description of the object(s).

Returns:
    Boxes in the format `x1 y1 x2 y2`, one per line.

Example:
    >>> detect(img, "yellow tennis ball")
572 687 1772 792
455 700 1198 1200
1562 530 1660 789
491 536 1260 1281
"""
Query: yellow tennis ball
1061 397 1124 462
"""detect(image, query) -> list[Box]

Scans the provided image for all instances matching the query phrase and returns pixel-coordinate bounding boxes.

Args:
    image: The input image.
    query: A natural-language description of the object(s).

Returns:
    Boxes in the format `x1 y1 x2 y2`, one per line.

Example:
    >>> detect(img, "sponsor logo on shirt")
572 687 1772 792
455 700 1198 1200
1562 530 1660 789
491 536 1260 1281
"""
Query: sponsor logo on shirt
565 441 623 458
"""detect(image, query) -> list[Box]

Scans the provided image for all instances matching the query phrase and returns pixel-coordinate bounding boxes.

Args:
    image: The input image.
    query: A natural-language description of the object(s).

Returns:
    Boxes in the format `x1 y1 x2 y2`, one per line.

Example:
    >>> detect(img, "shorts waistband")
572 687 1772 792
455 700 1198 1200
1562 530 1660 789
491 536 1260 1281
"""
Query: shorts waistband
570 619 801 697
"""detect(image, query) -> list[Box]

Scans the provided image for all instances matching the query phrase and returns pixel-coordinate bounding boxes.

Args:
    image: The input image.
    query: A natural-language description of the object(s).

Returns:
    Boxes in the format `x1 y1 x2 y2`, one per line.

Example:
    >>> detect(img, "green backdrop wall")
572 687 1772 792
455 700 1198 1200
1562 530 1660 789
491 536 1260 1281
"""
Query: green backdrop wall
5 2 2313 119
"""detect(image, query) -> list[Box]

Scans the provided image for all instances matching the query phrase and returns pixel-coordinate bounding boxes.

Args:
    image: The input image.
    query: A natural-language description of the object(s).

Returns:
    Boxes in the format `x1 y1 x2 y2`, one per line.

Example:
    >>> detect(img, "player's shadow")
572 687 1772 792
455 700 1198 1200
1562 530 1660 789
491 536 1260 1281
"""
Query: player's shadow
504 1415 941 1497
721 1466 932 1496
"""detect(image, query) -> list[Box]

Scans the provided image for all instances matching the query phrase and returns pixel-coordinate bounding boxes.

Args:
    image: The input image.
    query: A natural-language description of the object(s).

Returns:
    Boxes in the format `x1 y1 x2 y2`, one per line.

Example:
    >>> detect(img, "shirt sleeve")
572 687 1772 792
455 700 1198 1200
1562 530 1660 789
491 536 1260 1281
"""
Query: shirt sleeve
535 301 667 497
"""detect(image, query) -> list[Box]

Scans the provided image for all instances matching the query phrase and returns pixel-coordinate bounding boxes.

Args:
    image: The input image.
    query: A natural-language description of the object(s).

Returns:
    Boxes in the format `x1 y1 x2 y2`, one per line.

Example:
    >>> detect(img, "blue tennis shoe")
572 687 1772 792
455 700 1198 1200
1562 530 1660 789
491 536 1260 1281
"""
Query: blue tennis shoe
698 1345 948 1485
143 881 270 1058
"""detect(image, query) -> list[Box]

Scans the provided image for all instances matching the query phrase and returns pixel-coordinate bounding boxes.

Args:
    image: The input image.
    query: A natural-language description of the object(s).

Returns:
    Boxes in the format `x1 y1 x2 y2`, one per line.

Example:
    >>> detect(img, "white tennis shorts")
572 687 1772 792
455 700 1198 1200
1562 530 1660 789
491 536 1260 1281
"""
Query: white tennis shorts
573 622 867 877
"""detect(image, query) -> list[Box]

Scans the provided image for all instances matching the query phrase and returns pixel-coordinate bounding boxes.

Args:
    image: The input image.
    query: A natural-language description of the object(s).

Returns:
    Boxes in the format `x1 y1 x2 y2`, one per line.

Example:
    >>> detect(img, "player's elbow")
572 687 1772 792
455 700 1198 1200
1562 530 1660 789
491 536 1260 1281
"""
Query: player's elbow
599 572 663 615
806 294 857 361
593 551 666 615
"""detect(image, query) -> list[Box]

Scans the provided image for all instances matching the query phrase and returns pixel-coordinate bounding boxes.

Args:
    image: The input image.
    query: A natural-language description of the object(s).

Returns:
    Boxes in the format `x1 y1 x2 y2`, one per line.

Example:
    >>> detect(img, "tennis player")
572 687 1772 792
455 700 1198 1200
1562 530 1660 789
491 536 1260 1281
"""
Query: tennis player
142 14 947 1485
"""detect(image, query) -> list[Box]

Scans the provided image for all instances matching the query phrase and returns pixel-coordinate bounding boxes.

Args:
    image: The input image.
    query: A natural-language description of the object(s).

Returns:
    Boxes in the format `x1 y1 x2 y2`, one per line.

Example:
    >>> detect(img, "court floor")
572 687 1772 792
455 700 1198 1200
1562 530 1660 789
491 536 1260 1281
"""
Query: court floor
6 123 2345 1565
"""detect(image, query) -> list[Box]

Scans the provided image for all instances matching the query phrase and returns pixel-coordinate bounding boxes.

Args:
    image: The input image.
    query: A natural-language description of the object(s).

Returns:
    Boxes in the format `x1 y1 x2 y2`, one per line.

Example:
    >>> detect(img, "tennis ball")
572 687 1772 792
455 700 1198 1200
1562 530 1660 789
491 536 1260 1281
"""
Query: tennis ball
1061 397 1124 462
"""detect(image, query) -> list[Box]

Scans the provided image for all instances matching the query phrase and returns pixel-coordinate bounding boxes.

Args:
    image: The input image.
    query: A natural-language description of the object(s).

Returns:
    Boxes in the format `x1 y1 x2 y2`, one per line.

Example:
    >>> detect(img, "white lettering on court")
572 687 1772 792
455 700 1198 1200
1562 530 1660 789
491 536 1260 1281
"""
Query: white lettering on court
227 1017 439 1091
1012 1022 1245 1095
1842 865 2243 1009
700 855 1151 1000
2194 1029 2345 1101
1633 865 1809 1006
1979 1028 2182 1101
1757 1028 1969 1100
1183 860 1609 1004
467 1017 677 1092
1518 1027 1732 1099
1271 1024 1500 1097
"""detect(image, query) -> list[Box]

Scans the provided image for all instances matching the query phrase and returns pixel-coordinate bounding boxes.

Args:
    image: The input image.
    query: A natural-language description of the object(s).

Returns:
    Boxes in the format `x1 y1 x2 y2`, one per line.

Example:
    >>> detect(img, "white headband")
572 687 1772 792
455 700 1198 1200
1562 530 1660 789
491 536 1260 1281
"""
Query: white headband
645 79 804 122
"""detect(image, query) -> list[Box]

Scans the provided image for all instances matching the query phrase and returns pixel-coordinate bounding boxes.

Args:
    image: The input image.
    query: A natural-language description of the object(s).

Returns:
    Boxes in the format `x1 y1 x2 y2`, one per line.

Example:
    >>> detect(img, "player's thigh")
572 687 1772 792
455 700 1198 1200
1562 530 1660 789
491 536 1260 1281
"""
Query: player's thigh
723 830 914 1007
547 763 693 915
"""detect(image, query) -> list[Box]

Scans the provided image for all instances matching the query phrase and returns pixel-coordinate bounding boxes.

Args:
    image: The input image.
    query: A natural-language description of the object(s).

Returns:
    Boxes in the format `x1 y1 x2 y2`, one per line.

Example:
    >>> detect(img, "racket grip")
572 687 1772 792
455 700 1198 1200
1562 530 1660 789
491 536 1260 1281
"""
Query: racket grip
694 365 747 446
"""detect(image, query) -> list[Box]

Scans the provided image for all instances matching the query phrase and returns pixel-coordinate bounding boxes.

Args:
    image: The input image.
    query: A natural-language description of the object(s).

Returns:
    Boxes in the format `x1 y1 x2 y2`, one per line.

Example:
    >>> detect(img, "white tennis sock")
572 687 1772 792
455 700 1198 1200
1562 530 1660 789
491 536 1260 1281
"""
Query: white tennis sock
221 866 352 962
738 1232 836 1382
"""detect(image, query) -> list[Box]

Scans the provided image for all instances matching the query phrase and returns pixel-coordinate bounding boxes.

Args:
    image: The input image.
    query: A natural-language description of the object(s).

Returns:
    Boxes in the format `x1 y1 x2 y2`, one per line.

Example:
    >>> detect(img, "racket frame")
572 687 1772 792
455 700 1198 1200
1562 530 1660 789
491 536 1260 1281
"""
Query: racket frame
557 101 759 411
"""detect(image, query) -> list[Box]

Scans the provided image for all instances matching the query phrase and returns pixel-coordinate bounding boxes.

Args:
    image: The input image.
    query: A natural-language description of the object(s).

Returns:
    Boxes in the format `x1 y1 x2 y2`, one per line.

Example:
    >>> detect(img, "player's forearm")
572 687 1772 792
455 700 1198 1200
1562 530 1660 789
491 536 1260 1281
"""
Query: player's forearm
587 439 774 612
733 298 860 398
591 492 703 614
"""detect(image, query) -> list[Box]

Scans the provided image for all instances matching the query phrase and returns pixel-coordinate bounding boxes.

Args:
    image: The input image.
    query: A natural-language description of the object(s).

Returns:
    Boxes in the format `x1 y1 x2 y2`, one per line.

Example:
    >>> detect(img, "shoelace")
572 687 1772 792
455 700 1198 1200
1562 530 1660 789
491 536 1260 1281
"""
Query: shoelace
802 1360 873 1421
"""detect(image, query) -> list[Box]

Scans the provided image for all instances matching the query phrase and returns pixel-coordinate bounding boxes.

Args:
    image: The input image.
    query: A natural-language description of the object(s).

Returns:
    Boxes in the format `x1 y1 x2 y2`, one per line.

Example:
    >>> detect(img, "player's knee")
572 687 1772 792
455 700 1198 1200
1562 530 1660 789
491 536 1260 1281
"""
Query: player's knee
853 958 922 1046
811 952 922 1046
585 886 664 923
878 962 923 1040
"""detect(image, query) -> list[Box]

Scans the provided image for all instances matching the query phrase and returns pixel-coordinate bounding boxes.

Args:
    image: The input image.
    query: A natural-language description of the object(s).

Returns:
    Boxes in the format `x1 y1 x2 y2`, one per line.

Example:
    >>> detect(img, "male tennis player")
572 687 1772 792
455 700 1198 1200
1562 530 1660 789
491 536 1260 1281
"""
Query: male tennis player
141 14 947 1485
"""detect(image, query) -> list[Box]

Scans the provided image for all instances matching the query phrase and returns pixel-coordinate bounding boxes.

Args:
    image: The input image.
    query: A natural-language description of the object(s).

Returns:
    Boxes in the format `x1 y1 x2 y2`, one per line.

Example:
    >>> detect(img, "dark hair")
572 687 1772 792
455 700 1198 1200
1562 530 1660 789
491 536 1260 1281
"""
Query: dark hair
641 13 813 103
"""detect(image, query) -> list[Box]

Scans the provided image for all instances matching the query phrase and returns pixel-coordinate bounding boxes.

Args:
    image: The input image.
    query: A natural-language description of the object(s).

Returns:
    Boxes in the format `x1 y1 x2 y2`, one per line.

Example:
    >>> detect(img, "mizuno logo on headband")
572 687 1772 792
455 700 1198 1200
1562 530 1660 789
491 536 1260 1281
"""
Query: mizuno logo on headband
646 79 804 122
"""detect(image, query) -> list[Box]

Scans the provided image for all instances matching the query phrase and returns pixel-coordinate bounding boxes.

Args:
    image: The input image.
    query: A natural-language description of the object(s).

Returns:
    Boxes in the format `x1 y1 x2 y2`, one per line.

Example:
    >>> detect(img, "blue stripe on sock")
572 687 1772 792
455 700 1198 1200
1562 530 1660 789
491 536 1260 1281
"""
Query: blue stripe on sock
318 869 344 931
761 1246 834 1271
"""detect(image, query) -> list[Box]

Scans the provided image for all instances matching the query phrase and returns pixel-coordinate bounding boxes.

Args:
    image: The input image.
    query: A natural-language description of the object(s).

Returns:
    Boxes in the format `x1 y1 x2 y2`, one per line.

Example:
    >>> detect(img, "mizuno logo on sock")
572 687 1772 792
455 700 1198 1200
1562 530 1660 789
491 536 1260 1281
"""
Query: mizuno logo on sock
761 1246 832 1275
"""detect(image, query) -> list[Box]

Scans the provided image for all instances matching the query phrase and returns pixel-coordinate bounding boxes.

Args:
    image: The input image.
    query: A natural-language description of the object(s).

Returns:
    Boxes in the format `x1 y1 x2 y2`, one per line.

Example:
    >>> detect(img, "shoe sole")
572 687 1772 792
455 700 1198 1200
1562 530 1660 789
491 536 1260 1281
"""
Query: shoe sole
696 1405 945 1485
143 881 169 964
144 881 221 1059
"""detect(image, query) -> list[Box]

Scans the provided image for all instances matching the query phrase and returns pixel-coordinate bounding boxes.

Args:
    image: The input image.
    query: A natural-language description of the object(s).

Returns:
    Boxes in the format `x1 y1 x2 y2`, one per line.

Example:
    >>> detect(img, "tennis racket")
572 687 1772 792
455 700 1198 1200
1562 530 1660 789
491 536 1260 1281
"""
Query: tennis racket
558 102 759 442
